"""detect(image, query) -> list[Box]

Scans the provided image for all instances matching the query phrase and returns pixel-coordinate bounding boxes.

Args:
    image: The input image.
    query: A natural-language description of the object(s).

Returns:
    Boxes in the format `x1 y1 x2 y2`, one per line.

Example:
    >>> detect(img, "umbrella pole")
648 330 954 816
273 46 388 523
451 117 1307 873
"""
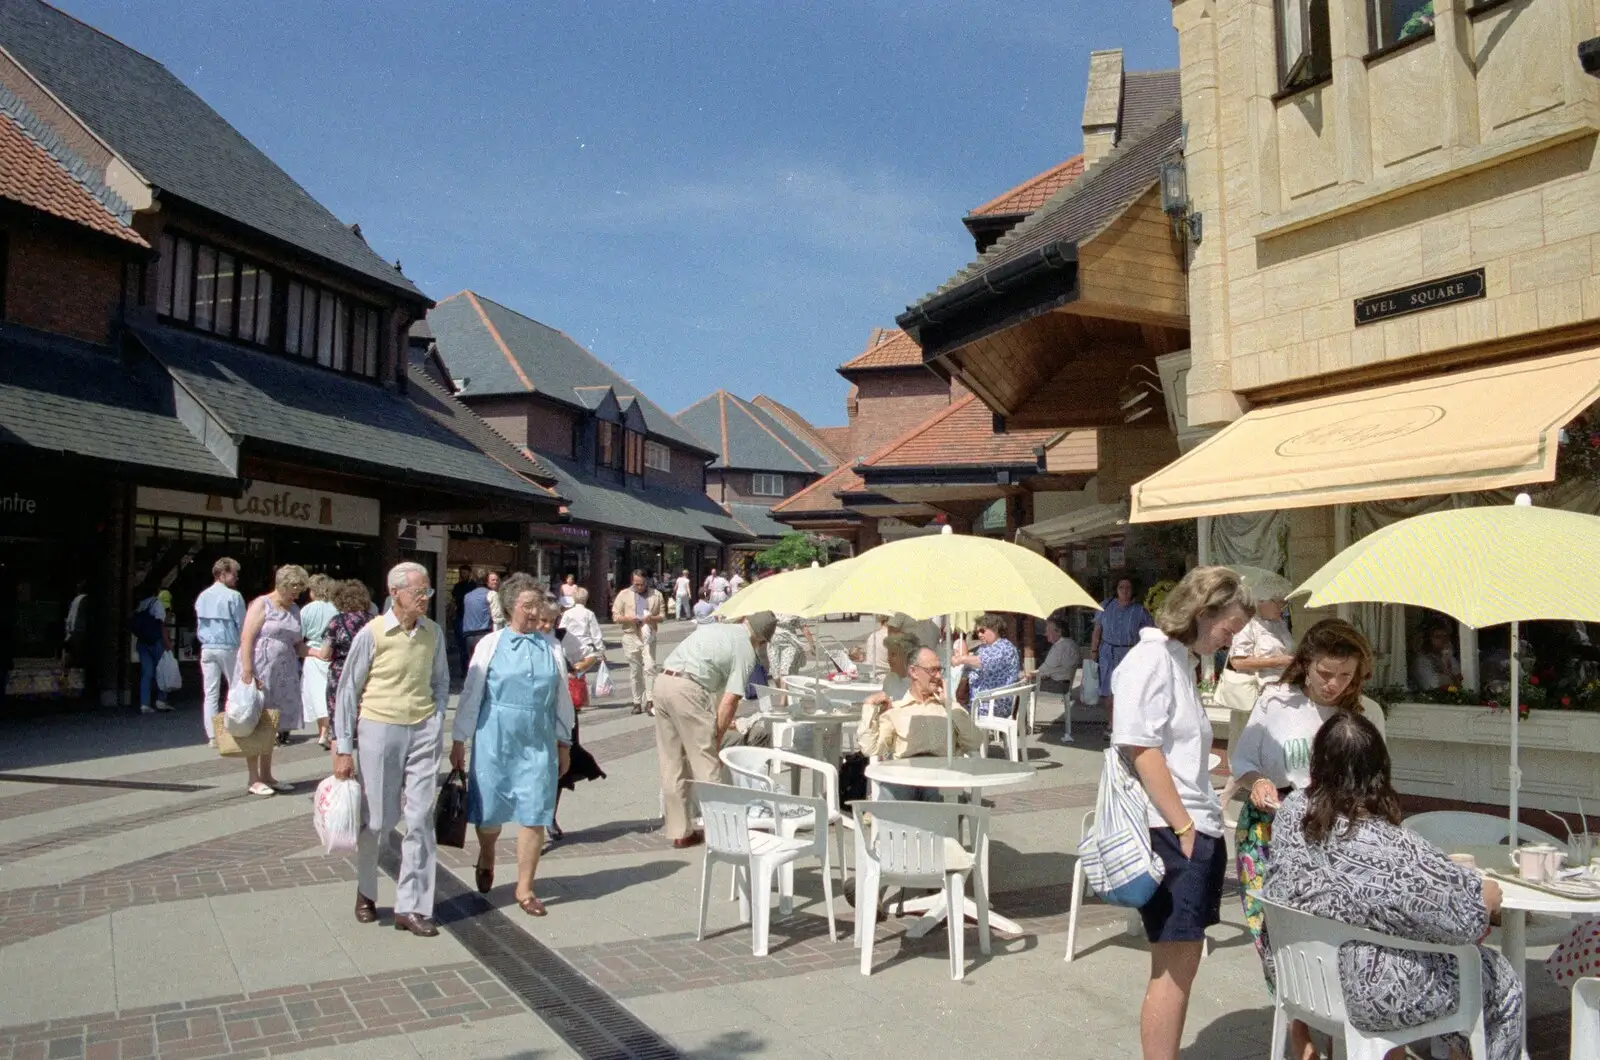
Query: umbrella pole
945 620 955 761
1510 619 1521 849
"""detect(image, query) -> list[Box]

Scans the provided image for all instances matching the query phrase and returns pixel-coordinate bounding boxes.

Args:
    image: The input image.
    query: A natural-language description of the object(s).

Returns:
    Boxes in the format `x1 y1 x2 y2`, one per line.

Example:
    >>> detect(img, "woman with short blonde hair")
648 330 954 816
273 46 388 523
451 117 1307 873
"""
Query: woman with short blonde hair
1112 565 1253 1060
236 564 310 794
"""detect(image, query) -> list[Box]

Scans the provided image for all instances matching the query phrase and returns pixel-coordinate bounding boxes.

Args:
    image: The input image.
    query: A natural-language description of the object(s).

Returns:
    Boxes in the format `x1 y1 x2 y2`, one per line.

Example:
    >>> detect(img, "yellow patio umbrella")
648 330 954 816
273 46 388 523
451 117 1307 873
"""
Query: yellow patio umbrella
713 559 856 620
802 525 1099 620
1291 494 1600 844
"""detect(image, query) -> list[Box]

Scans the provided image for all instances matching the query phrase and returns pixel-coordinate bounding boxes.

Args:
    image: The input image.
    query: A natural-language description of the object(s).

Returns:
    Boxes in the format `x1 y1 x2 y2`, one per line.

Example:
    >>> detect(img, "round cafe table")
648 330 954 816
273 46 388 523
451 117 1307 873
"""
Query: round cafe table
1447 844 1600 1058
863 757 1035 937
784 673 882 703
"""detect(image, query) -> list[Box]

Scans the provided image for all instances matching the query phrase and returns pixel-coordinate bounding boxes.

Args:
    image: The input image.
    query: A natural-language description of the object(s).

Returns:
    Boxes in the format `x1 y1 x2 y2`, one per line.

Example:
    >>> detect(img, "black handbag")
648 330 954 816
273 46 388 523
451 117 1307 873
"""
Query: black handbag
838 751 870 806
434 768 469 849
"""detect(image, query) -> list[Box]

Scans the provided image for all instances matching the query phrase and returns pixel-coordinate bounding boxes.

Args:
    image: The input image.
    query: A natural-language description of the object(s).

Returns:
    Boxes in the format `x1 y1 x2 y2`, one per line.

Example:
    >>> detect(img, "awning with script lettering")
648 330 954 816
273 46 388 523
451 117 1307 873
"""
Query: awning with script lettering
1129 348 1600 522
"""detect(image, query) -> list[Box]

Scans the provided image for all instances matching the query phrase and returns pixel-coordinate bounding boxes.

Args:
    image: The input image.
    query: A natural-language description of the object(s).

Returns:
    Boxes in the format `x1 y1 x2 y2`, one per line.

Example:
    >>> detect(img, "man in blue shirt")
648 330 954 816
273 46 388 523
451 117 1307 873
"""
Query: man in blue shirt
461 577 494 662
194 557 245 746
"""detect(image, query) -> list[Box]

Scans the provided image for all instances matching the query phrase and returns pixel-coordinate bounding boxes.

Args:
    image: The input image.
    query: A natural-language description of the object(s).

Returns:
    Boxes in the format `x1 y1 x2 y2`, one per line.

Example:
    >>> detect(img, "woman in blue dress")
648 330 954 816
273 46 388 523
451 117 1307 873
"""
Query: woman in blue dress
449 573 574 917
1090 576 1154 726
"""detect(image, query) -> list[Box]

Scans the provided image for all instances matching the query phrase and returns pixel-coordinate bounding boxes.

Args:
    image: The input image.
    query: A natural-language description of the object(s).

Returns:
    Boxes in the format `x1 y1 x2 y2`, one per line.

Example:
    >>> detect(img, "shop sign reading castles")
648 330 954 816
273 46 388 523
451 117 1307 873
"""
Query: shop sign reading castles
1354 268 1485 327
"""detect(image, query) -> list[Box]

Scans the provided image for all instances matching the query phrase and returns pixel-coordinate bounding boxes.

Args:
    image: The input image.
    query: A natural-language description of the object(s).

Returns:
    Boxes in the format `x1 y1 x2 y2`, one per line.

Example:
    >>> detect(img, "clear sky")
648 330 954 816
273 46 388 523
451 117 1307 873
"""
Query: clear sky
58 0 1178 429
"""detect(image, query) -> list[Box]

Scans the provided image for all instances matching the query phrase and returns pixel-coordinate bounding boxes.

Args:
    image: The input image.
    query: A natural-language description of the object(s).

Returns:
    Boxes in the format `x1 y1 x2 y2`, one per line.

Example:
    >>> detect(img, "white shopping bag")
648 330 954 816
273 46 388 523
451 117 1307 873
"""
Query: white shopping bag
156 650 182 693
312 775 362 855
224 678 263 735
593 659 614 698
1080 659 1101 706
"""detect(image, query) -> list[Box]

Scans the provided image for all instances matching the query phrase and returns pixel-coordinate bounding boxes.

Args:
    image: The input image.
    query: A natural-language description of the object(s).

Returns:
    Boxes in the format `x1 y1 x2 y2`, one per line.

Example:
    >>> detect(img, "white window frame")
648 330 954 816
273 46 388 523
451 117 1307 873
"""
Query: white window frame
644 440 671 472
751 472 785 497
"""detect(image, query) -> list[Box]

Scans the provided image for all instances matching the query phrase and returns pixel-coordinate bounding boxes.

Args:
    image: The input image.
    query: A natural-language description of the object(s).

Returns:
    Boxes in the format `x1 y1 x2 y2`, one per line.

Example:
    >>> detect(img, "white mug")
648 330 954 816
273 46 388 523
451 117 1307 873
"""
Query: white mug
1511 843 1566 883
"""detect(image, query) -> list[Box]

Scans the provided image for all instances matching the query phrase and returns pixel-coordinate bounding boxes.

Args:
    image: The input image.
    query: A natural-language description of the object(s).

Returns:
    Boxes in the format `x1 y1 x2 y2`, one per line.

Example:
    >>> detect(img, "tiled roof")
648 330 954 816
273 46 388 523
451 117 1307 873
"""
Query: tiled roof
967 155 1086 220
0 82 143 244
403 350 559 491
861 394 1054 470
904 109 1182 313
0 0 422 298
0 321 231 485
677 390 833 474
770 464 865 517
1121 70 1182 138
532 454 751 545
427 291 711 455
814 426 853 455
749 394 844 465
838 329 927 373
134 325 556 504
728 502 789 539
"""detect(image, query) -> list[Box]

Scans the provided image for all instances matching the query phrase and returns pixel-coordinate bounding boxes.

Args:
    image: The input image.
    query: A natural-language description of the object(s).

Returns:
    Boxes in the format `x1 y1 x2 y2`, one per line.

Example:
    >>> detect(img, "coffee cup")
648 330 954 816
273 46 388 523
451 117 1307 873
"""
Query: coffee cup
1448 852 1478 870
1511 843 1567 883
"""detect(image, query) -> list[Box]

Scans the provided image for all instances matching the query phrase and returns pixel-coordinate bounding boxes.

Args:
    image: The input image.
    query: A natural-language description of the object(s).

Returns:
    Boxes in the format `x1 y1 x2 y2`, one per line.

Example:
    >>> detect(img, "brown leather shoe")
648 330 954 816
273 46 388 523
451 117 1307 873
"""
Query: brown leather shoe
393 912 439 937
354 893 377 924
671 831 704 850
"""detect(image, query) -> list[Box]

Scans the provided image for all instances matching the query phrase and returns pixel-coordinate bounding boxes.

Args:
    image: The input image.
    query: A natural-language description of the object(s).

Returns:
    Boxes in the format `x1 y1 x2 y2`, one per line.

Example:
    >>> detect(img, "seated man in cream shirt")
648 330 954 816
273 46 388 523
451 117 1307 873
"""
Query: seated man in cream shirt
858 646 979 800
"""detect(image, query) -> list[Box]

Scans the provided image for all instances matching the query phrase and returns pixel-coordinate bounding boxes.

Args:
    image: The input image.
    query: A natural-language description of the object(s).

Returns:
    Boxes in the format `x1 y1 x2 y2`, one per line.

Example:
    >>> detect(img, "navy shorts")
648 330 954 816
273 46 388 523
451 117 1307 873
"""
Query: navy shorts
1139 827 1228 944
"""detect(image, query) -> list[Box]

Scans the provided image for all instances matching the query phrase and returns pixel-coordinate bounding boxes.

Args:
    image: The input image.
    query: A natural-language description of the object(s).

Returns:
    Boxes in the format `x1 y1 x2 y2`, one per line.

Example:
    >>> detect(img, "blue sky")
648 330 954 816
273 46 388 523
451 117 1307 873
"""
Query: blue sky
61 0 1178 428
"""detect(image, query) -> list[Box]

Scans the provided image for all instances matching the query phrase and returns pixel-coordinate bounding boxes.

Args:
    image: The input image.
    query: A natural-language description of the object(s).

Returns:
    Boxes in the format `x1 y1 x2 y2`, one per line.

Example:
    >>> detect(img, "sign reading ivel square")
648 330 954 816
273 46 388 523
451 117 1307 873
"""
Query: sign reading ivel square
1354 268 1486 327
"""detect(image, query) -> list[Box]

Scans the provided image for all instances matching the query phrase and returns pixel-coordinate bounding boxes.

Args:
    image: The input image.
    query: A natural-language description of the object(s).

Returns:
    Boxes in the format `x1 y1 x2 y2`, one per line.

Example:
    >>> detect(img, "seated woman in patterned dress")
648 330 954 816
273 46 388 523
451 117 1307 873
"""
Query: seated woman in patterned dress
953 613 1021 718
1263 711 1523 1060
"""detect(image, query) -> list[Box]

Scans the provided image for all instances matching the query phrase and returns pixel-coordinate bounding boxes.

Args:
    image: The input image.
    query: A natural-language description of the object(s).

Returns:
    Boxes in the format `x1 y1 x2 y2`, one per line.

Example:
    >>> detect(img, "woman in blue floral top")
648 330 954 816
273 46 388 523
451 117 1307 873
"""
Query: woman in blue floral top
955 613 1022 718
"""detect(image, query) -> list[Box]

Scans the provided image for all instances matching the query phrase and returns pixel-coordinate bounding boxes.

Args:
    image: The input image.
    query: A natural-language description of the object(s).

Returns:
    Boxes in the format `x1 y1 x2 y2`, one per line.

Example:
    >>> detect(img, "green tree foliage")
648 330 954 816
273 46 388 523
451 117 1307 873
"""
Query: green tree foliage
755 533 828 571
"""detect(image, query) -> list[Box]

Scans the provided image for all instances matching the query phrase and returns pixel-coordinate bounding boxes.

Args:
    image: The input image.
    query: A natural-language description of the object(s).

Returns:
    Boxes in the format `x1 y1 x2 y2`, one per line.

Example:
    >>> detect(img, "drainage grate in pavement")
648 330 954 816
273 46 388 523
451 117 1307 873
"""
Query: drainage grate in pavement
380 841 683 1060
0 772 211 793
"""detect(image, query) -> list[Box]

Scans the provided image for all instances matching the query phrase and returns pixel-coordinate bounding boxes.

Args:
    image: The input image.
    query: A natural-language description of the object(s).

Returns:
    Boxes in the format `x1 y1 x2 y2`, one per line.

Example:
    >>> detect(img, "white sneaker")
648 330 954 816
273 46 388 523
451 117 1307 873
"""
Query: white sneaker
154 701 174 712
139 705 155 714
207 738 217 748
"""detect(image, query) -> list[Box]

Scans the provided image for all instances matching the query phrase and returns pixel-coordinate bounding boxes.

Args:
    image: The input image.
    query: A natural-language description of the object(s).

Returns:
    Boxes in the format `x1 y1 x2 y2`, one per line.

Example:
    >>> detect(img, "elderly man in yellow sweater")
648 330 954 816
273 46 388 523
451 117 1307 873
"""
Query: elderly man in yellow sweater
332 561 451 937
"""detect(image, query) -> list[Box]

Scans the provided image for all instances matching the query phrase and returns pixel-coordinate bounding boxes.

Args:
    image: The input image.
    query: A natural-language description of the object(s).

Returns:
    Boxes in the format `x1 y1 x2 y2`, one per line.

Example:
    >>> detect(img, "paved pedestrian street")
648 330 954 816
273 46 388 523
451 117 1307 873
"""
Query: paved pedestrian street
0 621 1578 1060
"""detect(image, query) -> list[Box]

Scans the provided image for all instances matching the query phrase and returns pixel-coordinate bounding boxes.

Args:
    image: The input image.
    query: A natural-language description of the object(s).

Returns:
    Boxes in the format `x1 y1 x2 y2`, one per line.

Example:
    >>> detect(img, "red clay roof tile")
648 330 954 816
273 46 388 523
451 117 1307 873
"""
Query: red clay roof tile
862 394 1056 469
770 463 865 515
838 328 925 372
0 107 144 245
967 155 1087 219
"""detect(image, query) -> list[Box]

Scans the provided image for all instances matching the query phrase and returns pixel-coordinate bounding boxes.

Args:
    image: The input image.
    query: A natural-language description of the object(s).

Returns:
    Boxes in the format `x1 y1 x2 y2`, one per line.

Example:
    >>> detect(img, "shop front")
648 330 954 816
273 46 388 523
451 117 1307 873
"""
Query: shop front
134 480 383 664
528 522 592 592
0 473 118 703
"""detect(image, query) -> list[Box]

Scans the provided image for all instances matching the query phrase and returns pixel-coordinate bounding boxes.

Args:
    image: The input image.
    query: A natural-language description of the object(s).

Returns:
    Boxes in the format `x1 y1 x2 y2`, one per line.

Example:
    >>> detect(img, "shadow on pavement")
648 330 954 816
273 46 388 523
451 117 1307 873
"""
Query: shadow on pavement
535 859 687 906
0 702 217 771
1184 1006 1274 1058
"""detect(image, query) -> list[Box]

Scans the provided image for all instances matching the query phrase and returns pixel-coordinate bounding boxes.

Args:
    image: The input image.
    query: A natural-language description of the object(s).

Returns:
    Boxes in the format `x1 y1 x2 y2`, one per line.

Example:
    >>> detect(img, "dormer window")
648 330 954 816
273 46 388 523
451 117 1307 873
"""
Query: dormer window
157 232 272 345
284 281 382 379
597 421 621 469
624 429 644 476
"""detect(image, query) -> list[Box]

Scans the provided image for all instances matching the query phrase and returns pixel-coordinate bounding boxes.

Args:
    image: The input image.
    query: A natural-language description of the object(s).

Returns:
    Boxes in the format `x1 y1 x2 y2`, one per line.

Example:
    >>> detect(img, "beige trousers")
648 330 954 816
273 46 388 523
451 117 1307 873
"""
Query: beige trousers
623 630 657 708
653 673 726 839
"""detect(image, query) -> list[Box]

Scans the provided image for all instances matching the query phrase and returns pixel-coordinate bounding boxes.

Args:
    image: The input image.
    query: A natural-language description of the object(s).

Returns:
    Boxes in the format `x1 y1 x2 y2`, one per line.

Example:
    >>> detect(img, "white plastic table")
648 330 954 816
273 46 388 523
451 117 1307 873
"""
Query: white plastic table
1448 845 1600 1058
784 674 882 703
863 757 1035 937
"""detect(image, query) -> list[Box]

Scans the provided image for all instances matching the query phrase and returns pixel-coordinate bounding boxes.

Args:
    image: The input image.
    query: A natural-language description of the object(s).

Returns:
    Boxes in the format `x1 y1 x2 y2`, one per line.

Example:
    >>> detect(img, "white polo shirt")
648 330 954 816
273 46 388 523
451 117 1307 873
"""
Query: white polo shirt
1110 627 1224 838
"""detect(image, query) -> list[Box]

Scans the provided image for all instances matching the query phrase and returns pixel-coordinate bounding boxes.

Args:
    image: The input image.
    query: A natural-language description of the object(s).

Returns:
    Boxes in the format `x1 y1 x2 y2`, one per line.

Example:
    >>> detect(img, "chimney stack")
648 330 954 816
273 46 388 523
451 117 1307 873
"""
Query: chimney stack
1081 48 1124 167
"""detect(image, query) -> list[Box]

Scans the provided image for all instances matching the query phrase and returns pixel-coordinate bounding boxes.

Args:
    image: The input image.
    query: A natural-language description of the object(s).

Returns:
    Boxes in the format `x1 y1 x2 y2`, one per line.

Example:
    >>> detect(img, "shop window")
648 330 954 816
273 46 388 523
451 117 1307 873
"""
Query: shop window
1369 0 1435 52
624 429 644 476
1277 0 1332 93
645 440 671 472
751 472 785 497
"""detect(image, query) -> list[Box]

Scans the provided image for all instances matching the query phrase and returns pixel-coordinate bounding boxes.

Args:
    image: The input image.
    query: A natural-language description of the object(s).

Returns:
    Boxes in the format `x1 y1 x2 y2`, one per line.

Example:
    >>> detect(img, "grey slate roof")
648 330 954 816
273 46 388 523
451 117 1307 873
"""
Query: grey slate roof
677 391 835 474
0 0 423 300
134 325 556 504
427 292 711 455
535 455 751 545
1120 70 1181 139
728 503 789 540
403 351 560 489
0 322 233 486
905 108 1182 311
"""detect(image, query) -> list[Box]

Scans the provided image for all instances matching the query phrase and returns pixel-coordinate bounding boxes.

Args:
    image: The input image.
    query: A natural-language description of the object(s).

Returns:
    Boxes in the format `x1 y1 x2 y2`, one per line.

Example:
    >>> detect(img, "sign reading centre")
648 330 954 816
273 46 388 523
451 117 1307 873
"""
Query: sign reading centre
1354 268 1486 326
137 481 381 537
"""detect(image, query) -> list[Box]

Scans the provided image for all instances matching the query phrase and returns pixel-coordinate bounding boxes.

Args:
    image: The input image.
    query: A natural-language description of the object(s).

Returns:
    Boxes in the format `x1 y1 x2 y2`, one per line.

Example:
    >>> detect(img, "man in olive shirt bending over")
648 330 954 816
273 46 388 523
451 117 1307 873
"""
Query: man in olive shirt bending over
653 610 777 848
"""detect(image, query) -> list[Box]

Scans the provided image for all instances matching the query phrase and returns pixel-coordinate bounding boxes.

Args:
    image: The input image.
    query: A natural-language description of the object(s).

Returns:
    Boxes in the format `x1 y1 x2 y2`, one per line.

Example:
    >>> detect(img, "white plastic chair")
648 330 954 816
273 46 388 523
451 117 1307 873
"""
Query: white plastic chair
1065 810 1094 962
721 745 849 901
752 682 820 760
691 781 837 957
1574 976 1600 1060
1260 897 1487 1060
852 799 990 980
970 680 1032 762
1402 810 1565 849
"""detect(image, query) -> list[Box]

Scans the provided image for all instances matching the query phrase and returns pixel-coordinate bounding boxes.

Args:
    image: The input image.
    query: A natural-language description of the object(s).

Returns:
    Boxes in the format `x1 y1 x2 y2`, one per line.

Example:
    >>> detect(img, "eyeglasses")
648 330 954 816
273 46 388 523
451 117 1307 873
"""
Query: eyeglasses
399 586 435 599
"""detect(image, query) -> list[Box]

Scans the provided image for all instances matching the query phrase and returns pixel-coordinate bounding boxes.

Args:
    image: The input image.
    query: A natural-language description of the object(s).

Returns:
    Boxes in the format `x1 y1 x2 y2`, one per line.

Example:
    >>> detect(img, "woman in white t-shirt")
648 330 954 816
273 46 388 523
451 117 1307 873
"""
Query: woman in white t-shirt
1220 596 1296 760
1229 618 1381 1060
1110 566 1253 1060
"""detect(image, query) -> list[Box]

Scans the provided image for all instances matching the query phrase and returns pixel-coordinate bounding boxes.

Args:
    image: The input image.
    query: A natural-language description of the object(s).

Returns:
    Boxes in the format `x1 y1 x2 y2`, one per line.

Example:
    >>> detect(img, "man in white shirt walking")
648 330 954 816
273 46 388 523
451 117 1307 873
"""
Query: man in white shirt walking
673 570 692 620
194 558 245 745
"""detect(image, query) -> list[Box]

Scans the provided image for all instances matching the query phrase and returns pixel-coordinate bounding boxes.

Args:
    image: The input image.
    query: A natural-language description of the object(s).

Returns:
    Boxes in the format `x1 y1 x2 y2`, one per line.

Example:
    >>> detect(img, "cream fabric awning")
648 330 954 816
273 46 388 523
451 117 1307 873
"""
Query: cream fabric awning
1018 501 1130 548
1129 348 1600 522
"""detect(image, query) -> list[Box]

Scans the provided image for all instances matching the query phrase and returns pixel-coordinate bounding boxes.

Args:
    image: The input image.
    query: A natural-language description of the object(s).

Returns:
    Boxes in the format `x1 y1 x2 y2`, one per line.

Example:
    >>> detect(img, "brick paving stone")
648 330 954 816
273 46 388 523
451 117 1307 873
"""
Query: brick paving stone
0 793 253 867
0 966 522 1060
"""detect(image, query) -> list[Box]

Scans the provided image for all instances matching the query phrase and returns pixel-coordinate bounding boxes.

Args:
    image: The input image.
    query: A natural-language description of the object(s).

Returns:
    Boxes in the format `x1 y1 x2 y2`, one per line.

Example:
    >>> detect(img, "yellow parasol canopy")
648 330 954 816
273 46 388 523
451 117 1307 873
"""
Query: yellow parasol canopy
803 526 1099 620
1291 501 1600 628
713 560 856 620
